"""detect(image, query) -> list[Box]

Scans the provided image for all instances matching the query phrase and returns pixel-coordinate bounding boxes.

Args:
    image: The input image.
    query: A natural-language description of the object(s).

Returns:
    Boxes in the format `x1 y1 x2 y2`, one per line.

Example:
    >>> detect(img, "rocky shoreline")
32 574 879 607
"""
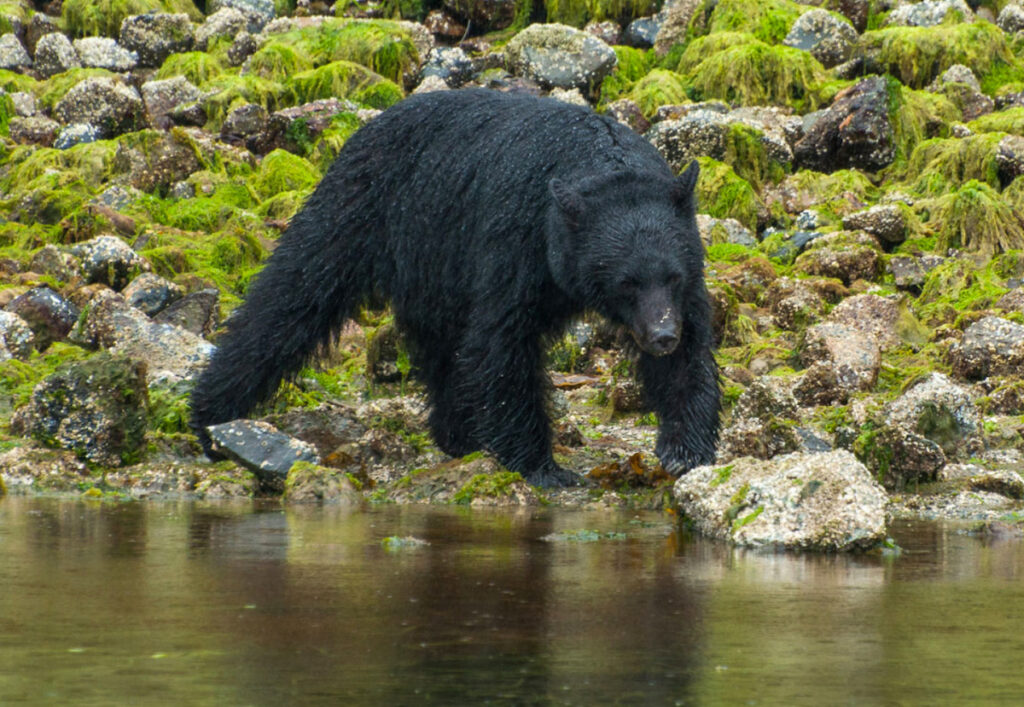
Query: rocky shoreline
1 0 1023 551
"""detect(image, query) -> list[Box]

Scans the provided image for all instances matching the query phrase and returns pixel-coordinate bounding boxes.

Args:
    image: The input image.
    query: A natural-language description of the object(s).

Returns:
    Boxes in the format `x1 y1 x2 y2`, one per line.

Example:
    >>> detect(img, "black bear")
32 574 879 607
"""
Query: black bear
190 88 720 487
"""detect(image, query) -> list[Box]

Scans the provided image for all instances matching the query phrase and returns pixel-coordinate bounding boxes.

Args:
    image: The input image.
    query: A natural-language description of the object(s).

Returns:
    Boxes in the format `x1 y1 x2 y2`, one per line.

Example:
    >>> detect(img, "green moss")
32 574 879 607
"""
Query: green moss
784 168 879 217
0 69 36 94
902 133 1005 195
453 471 524 503
695 157 763 233
545 0 662 28
710 463 735 486
308 113 362 170
598 45 657 110
860 22 1015 90
932 180 1024 256
626 69 688 118
706 242 757 262
915 255 1014 326
148 385 191 435
731 505 763 533
683 35 827 111
686 0 807 44
246 43 315 83
380 0 429 20
0 344 91 416
288 60 403 109
156 52 225 86
969 107 1024 136
888 82 959 171
723 122 788 190
199 74 287 131
61 0 202 38
251 149 320 201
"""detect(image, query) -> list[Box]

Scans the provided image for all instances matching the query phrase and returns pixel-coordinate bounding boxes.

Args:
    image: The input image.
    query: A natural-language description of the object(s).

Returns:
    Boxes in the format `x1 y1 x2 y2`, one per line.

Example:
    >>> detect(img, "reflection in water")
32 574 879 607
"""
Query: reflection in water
0 499 1022 704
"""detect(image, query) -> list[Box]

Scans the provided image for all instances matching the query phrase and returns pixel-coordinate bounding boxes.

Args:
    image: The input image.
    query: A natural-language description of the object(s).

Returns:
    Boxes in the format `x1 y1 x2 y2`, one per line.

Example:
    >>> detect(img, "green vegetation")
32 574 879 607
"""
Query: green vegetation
932 181 1024 256
546 0 661 29
685 0 807 44
453 471 524 504
61 0 202 38
695 158 764 232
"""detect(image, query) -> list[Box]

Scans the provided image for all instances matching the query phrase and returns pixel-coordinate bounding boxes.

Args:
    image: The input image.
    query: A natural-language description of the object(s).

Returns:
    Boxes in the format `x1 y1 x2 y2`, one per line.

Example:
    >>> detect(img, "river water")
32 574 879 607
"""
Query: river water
1 497 1022 705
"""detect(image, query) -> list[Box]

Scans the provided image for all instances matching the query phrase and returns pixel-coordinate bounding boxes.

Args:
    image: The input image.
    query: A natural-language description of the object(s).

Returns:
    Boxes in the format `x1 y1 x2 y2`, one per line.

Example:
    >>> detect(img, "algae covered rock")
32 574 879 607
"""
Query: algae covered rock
885 0 973 27
795 76 894 172
949 316 1024 380
122 272 184 315
52 76 145 138
119 12 194 68
5 286 79 350
0 444 90 494
69 234 148 290
15 352 149 467
284 461 363 504
783 8 857 68
505 23 617 93
674 450 888 551
718 376 801 462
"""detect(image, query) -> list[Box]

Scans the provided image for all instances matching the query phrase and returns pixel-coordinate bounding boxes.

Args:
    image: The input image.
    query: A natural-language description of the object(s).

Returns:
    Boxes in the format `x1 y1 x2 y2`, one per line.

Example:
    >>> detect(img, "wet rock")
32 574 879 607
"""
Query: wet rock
141 76 202 127
886 0 973 26
8 115 60 147
0 445 90 494
69 289 214 383
33 32 81 78
996 134 1024 183
53 77 145 139
209 0 276 24
119 13 194 68
783 9 857 68
997 3 1024 33
15 352 149 467
0 311 35 361
929 64 993 121
645 109 729 173
366 322 403 383
886 372 980 457
54 123 101 149
69 235 148 290
116 130 205 191
983 377 1024 415
0 33 31 70
888 254 945 290
195 8 250 50
266 404 367 460
795 77 895 173
623 17 660 49
823 294 915 352
842 205 906 246
797 322 881 404
949 316 1024 380
969 470 1024 500
653 0 700 56
283 461 363 504
73 37 138 71
28 245 82 283
5 286 79 350
760 277 826 331
226 31 258 67
385 456 539 506
255 98 358 154
585 20 622 46
718 377 801 461
423 10 466 40
794 231 881 284
549 87 588 106
222 102 268 142
152 289 220 338
674 450 888 551
206 419 321 483
420 46 473 88
605 98 649 133
696 215 756 248
505 23 617 94
122 273 184 316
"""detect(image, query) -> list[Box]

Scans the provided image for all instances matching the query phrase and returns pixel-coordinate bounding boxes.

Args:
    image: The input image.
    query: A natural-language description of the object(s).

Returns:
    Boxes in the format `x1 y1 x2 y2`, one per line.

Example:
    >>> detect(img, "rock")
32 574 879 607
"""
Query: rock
68 235 148 290
141 76 201 126
9 91 37 117
113 130 205 191
998 3 1024 33
886 0 973 26
783 9 857 68
73 37 138 71
645 109 729 173
206 419 321 483
384 456 539 506
423 10 466 40
283 461 363 503
226 31 258 66
696 215 756 248
69 289 214 383
25 13 60 56
949 316 1024 380
549 87 588 106
0 33 31 70
413 75 449 94
996 134 1024 183
929 64 994 121
969 470 1024 500
221 102 268 140
420 46 474 88
794 231 881 284
888 254 945 290
797 322 881 403
4 286 79 350
17 353 149 467
795 76 894 173
0 311 35 361
674 450 888 551
869 425 947 486
152 289 220 338
718 377 801 461
209 0 276 24
585 20 622 46
33 32 81 78
256 98 358 154
760 277 825 331
605 98 649 133
8 115 60 147
823 294 915 352
122 272 184 316
885 372 980 457
54 123 102 149
833 0 870 32
118 13 194 68
505 23 617 94
623 17 660 49
842 205 906 245
443 0 516 31
53 77 145 139
195 8 250 50
28 244 82 283
0 445 90 494
653 0 700 56
266 404 367 460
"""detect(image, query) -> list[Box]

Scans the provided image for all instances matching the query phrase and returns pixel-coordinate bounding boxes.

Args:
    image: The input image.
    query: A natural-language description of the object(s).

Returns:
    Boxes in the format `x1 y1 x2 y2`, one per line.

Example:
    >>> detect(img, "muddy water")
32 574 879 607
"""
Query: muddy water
1 498 1022 705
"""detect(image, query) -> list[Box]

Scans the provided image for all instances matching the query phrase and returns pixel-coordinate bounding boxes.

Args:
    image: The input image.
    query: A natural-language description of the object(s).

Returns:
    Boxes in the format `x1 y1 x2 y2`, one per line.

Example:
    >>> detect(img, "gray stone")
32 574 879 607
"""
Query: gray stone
25 13 60 56
885 372 980 457
584 20 622 46
424 10 466 40
207 419 321 483
141 75 202 126
795 76 894 173
950 316 1024 380
674 450 888 551
797 321 881 402
0 311 35 361
195 8 250 50
5 286 79 350
53 77 145 138
420 46 473 87
221 102 268 138
997 3 1024 33
227 31 258 67
969 470 1024 500
54 123 101 149
996 134 1024 183
122 272 184 316
119 13 194 68
153 289 220 338
888 254 945 289
623 17 660 49
209 0 276 22
8 115 60 147
10 91 37 117
842 204 906 244
73 37 138 71
653 0 700 56
69 235 148 290
886 0 973 26
783 9 857 68
718 377 801 461
33 32 81 78
505 23 617 94
0 33 31 70
760 277 825 331
28 244 82 283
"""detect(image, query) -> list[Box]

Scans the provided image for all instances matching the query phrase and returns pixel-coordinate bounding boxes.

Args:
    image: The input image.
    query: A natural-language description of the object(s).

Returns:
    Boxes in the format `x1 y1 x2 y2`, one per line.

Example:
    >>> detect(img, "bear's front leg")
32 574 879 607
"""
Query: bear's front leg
458 310 580 488
639 332 721 475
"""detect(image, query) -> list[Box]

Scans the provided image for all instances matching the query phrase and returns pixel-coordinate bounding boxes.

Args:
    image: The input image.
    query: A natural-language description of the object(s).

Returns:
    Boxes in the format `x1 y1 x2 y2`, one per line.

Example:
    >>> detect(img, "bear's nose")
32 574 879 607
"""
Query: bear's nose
648 330 679 355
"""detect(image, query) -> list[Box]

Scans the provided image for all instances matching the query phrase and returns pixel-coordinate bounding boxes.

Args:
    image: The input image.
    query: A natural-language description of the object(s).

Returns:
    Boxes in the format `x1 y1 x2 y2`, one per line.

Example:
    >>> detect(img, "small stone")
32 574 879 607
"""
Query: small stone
122 272 184 316
33 32 81 78
842 205 906 245
8 116 60 147
783 9 857 68
152 289 220 338
950 316 1024 380
53 123 102 149
505 23 617 94
968 470 1024 500
207 419 321 483
0 311 35 361
69 235 148 291
119 13 194 68
5 286 79 350
0 33 31 70
73 37 138 71
886 0 973 26
53 77 145 138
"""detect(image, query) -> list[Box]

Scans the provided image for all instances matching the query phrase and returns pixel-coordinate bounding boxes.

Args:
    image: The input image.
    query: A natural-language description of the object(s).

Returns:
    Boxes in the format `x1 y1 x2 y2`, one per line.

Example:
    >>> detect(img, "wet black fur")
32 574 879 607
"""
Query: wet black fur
190 88 720 486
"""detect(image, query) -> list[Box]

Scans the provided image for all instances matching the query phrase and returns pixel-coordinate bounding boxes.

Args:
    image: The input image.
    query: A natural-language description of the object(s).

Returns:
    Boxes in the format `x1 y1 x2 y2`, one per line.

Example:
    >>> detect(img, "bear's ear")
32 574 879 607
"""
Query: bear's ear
549 178 585 227
671 160 700 211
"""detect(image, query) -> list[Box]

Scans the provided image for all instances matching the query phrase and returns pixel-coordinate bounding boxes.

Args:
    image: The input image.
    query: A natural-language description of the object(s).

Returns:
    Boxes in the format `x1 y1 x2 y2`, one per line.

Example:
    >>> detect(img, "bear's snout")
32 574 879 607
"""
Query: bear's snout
634 289 681 356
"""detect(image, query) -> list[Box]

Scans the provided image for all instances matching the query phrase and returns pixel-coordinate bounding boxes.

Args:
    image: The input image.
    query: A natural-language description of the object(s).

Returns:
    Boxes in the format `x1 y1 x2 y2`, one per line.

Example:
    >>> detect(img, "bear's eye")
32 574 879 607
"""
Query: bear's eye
620 277 640 291
666 273 682 286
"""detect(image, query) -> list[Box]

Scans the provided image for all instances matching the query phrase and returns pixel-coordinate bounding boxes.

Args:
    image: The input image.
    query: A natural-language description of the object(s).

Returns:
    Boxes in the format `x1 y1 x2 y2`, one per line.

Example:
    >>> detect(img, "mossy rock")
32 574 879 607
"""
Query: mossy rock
695 157 765 233
685 0 807 44
251 149 320 201
287 60 403 109
626 69 688 118
968 107 1024 136
860 22 1016 90
681 34 827 112
932 180 1024 256
888 82 959 171
35 68 119 111
156 52 225 86
198 74 288 131
284 460 363 504
0 68 38 94
246 42 316 83
902 132 1006 195
546 0 662 29
597 45 654 106
61 0 202 38
916 256 1015 326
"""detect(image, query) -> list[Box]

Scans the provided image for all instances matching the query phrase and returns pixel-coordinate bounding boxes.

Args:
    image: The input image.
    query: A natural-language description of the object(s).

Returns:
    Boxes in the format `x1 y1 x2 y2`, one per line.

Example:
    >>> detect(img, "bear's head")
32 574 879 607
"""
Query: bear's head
547 160 703 357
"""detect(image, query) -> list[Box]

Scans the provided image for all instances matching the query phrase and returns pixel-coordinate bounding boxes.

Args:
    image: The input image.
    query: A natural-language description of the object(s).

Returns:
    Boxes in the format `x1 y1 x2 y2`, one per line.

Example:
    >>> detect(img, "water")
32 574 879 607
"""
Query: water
1 497 1022 705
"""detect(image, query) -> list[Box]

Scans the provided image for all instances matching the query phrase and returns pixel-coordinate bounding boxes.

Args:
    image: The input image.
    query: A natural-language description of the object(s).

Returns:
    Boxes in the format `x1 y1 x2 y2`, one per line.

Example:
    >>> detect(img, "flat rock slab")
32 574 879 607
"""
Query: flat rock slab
674 450 888 551
207 419 321 482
